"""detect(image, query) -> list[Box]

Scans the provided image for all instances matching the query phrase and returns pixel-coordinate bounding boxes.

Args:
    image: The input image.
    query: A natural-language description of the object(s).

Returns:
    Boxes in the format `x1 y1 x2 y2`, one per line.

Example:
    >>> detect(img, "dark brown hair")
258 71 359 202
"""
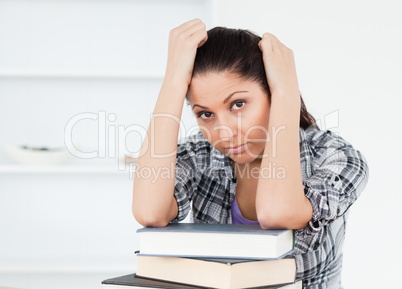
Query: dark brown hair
192 27 318 130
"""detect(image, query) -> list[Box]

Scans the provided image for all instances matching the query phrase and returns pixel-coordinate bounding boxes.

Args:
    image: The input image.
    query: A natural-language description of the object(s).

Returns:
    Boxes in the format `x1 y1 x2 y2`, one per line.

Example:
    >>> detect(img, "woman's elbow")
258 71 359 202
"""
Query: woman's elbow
257 208 292 230
132 207 171 228
257 204 311 230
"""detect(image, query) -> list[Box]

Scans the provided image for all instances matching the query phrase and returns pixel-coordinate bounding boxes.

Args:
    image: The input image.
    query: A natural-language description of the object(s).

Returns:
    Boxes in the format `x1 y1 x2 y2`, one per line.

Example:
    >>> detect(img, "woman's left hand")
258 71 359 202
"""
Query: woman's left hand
258 33 300 104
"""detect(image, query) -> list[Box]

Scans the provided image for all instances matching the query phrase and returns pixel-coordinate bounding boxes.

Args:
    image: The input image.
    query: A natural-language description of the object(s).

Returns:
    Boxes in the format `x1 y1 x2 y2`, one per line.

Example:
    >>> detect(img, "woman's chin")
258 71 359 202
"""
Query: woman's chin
228 152 261 165
215 144 263 165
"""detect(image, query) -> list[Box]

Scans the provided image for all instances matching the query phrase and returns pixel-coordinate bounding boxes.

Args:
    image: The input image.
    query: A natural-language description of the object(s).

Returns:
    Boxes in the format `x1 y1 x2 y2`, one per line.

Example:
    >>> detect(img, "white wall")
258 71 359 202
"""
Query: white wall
215 1 402 288
0 0 213 286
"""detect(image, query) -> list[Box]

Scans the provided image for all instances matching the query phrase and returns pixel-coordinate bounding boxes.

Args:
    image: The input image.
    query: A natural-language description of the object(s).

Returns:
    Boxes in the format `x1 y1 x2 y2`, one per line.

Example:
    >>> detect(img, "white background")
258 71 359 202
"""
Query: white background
0 0 401 288
215 1 402 288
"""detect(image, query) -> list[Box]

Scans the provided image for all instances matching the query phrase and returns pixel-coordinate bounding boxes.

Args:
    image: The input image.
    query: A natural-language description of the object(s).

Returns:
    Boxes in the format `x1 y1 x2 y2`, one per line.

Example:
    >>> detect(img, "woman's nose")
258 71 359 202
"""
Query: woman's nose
216 119 238 140
219 125 234 139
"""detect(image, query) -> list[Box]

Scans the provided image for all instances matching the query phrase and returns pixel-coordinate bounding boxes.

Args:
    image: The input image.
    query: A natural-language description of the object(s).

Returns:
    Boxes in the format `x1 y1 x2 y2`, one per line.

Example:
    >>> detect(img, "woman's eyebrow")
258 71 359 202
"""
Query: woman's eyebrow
192 91 249 110
192 104 208 110
223 91 249 104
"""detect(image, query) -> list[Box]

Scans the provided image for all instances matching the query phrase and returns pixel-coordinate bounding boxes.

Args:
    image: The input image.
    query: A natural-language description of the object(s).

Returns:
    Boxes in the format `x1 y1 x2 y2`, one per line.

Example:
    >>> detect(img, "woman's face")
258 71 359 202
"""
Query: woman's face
188 72 270 165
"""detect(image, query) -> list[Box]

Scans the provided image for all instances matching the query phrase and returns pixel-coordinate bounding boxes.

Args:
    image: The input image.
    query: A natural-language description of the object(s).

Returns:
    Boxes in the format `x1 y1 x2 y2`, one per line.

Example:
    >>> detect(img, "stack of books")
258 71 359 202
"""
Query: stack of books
102 223 302 289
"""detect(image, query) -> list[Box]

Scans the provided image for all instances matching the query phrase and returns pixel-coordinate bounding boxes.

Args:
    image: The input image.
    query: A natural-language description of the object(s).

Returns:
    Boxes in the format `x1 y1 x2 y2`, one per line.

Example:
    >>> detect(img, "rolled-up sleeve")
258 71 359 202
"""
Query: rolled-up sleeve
305 146 368 232
170 141 198 223
295 130 369 252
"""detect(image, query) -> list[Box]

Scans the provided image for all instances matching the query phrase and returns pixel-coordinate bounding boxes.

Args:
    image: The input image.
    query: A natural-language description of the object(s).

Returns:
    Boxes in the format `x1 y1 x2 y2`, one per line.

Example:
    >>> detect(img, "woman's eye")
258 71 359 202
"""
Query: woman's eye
231 101 246 110
199 111 214 119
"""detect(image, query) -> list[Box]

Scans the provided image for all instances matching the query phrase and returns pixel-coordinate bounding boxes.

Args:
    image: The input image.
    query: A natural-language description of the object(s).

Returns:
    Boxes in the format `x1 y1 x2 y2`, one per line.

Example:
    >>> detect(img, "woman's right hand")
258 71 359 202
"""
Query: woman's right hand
164 19 208 87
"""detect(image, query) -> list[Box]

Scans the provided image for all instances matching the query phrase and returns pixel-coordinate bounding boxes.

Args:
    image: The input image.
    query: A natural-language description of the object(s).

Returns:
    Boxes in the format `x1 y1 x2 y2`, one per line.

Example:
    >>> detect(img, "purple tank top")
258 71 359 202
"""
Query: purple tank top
231 196 260 225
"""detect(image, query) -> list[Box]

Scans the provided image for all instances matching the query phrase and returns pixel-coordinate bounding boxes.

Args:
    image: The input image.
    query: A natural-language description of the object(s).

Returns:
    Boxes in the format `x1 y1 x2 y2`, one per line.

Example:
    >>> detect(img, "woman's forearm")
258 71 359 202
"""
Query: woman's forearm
256 94 312 229
132 80 188 227
132 19 207 227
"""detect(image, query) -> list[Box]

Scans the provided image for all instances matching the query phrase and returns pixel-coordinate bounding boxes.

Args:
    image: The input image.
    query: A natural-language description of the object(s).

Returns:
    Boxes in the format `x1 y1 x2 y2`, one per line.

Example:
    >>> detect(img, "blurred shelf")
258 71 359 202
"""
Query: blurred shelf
0 69 164 80
0 163 136 174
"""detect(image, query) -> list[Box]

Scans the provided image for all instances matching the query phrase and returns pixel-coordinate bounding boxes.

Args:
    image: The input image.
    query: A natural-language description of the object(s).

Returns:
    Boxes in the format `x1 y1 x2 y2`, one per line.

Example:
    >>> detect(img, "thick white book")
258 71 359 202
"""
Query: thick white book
136 223 294 260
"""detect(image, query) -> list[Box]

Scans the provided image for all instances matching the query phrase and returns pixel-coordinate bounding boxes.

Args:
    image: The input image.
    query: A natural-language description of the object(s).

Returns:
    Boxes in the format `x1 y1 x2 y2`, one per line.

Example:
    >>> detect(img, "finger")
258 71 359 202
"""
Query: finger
258 39 269 52
259 38 273 56
175 19 204 38
262 33 280 44
182 21 206 39
198 34 208 48
175 18 203 31
170 19 203 38
263 33 290 53
261 33 278 52
189 29 208 48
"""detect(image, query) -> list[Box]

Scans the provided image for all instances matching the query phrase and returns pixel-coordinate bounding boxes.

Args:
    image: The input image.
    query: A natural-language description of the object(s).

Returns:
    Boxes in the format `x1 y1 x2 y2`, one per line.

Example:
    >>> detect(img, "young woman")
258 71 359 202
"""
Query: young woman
132 19 369 289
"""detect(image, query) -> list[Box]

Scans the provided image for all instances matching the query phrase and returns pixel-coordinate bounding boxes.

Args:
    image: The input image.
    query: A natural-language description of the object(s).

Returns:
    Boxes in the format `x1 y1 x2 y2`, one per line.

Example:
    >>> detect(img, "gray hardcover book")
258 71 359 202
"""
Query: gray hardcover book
102 274 302 289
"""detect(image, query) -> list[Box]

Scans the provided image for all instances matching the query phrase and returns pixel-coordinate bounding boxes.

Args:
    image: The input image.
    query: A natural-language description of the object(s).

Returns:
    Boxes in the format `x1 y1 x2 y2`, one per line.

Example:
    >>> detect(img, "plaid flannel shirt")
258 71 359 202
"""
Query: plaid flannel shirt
172 125 369 289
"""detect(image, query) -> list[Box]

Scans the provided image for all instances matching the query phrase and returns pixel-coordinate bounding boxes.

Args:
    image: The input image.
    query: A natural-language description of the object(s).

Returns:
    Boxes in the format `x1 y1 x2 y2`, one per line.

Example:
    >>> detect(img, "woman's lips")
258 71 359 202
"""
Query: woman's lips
226 143 248 154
